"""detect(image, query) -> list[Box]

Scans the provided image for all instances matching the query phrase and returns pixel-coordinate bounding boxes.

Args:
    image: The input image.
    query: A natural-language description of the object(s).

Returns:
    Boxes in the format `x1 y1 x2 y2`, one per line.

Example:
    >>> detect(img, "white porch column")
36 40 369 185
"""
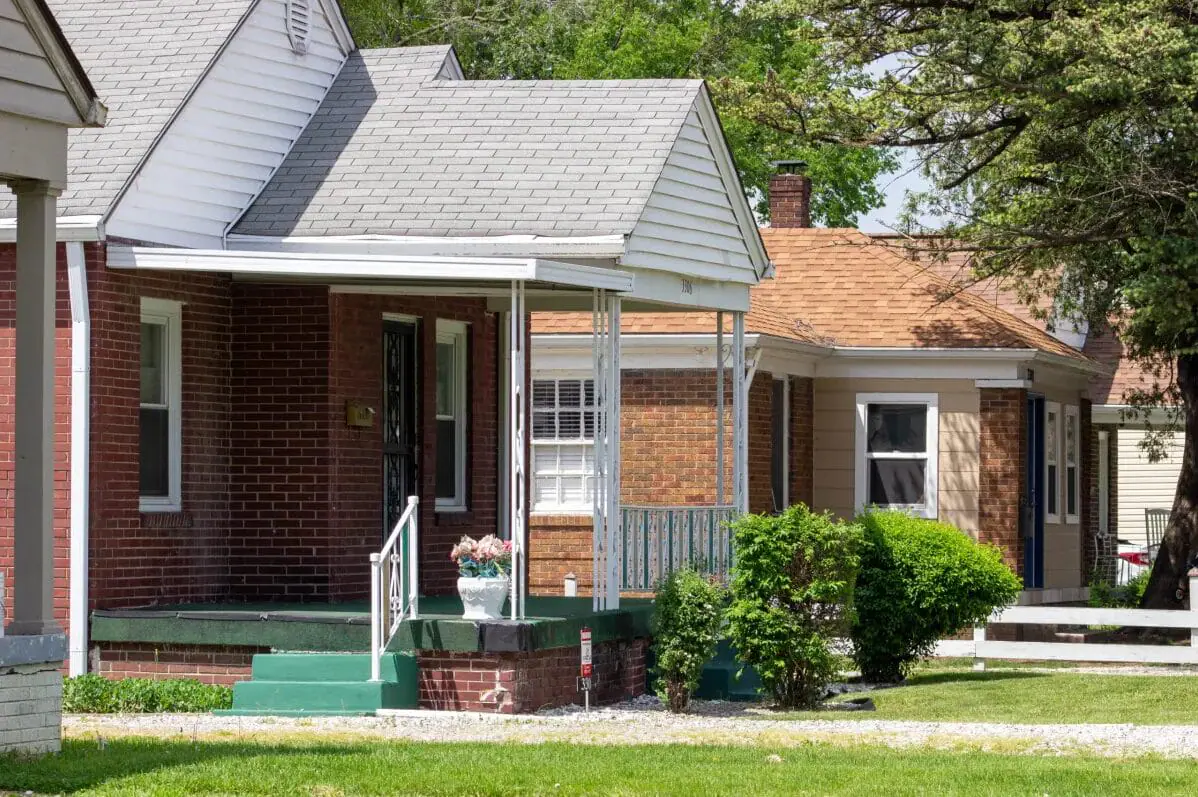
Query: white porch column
591 290 606 611
508 281 528 620
7 180 61 636
605 294 621 610
716 311 725 506
732 311 748 515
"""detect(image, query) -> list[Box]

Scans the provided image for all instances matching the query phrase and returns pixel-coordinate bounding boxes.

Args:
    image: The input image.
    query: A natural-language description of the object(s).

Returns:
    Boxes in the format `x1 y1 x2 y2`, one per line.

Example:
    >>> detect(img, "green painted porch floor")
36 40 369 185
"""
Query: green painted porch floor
91 596 654 654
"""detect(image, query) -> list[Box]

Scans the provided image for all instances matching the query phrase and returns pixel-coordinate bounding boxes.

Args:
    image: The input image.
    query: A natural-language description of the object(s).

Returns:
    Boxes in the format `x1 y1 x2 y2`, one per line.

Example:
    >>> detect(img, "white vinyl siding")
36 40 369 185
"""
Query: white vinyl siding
621 105 758 284
106 0 349 248
0 0 78 124
1117 428 1183 547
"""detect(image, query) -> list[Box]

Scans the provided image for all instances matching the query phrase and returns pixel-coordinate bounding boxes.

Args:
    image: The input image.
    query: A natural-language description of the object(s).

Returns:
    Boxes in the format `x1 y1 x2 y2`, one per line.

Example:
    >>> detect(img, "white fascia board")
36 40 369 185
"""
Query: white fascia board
623 268 753 312
1091 404 1180 427
225 232 630 260
0 215 103 242
691 86 770 280
12 0 107 126
817 348 1029 381
534 333 761 372
316 0 355 53
106 246 634 291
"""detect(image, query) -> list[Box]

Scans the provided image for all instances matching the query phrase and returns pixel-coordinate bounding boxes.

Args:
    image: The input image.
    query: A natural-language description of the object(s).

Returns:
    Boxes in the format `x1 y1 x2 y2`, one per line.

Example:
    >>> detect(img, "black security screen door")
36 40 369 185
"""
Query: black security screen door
383 321 418 534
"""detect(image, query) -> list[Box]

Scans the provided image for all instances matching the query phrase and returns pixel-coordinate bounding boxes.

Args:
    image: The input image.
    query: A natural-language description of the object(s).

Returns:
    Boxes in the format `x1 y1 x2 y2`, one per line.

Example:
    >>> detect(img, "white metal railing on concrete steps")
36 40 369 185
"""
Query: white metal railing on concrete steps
370 496 419 681
619 505 737 591
934 571 1198 668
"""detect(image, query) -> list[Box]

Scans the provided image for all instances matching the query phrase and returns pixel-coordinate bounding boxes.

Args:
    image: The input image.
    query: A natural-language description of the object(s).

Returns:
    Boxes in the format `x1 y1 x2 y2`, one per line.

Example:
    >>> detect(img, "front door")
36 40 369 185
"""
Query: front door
383 320 418 535
1023 395 1046 588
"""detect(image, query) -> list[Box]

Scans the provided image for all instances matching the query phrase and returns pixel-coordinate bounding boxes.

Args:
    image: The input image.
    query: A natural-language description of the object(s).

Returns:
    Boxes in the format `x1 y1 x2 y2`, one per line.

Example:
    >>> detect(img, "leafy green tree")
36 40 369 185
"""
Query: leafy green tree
737 0 1198 608
339 0 893 225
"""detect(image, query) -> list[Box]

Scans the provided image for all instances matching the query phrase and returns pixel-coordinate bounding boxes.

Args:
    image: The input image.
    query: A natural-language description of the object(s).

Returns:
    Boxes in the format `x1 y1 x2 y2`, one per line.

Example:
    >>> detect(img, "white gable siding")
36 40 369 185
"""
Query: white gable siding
106 0 348 248
0 0 77 125
1116 428 1183 546
621 105 757 284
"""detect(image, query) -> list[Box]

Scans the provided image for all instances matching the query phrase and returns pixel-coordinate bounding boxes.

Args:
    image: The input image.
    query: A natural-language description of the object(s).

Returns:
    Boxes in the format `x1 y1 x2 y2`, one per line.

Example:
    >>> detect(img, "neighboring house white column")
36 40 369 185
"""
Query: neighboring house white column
7 180 61 636
732 311 747 514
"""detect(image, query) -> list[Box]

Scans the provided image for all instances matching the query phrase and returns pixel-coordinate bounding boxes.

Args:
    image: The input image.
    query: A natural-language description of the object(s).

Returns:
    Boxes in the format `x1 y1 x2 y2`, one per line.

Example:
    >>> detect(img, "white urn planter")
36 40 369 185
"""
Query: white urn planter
457 576 509 621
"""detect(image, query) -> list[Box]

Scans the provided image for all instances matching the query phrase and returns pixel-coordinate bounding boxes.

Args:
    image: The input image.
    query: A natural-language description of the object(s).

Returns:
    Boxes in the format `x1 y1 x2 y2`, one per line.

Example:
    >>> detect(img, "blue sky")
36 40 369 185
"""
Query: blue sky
857 150 930 233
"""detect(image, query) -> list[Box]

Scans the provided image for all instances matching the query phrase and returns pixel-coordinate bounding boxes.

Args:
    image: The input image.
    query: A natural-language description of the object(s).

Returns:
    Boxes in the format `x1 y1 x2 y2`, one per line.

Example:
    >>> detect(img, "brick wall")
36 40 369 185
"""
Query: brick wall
529 515 591 596
0 664 62 753
790 376 814 507
979 388 1027 575
417 637 647 713
0 242 70 631
94 642 263 686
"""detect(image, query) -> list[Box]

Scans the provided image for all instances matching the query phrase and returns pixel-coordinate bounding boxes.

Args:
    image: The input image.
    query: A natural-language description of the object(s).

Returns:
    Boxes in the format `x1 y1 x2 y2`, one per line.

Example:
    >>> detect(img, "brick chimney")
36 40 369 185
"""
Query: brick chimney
768 160 812 228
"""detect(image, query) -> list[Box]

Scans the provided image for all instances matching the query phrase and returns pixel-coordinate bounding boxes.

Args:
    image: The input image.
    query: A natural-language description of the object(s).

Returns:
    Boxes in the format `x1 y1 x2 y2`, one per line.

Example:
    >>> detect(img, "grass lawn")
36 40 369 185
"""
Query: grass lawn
3 738 1197 796
773 668 1198 725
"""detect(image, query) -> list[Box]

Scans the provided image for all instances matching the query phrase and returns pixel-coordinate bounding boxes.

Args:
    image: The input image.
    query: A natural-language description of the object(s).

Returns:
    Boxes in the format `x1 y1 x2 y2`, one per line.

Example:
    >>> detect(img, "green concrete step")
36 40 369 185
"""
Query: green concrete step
693 640 763 701
225 652 419 715
250 653 409 683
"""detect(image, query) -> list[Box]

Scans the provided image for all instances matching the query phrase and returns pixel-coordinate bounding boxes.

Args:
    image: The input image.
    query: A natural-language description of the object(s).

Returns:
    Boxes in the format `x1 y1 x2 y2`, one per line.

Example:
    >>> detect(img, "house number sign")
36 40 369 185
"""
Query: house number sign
579 627 593 709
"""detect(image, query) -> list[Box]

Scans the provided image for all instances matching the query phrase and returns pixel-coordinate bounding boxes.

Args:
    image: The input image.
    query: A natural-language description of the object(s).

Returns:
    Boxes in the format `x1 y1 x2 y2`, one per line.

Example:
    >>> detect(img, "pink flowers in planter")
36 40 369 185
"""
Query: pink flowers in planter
450 534 513 578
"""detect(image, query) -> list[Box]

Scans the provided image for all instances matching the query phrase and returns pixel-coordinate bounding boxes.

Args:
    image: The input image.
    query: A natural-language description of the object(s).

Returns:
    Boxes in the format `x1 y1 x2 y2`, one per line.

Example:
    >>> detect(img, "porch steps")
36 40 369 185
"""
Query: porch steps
220 653 419 716
694 639 762 701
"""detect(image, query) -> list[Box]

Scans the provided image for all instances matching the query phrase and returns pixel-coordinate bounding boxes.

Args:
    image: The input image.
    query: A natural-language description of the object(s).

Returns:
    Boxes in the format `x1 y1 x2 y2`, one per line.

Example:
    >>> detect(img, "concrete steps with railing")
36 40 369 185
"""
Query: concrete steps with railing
218 652 419 716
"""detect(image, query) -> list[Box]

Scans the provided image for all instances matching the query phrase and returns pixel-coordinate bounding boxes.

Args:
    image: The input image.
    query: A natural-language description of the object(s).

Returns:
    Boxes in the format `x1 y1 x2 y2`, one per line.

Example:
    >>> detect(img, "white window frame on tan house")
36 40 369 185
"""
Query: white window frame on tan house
1064 404 1081 524
854 393 939 519
531 372 596 514
1045 401 1061 523
139 297 183 512
435 319 469 512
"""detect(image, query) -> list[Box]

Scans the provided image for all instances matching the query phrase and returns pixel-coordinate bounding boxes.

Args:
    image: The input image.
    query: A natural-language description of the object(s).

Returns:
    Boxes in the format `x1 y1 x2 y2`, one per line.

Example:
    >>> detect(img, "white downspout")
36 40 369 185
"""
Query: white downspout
66 242 90 676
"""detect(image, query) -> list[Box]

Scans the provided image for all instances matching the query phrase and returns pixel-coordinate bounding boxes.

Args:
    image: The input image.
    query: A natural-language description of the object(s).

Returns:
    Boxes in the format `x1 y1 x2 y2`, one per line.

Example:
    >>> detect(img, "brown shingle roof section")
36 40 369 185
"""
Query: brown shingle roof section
760 229 1090 360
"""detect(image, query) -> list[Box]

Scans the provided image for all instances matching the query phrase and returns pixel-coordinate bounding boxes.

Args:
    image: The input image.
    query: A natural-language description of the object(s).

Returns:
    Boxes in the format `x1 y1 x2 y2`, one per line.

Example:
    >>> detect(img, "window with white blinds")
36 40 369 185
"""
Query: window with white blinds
532 378 596 513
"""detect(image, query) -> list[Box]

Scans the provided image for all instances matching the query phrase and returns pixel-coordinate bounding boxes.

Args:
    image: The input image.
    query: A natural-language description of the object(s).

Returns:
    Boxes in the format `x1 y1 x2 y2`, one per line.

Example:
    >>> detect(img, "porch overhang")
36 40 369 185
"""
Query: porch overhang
106 246 634 293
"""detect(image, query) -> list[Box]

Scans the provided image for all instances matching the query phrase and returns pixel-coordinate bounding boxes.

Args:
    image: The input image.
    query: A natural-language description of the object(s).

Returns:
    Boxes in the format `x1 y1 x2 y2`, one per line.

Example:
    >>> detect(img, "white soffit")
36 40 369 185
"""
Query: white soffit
105 246 634 292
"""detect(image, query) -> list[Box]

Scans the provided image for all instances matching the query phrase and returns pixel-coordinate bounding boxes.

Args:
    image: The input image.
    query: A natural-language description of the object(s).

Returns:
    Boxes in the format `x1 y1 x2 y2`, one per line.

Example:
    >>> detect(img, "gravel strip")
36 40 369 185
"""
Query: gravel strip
62 698 1198 760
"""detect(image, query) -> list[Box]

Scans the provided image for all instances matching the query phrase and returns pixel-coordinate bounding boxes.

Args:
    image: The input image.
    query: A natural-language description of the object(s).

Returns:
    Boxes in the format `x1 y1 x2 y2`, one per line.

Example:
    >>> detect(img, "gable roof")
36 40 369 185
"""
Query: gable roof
1 0 105 126
762 229 1089 360
0 0 253 219
233 47 710 240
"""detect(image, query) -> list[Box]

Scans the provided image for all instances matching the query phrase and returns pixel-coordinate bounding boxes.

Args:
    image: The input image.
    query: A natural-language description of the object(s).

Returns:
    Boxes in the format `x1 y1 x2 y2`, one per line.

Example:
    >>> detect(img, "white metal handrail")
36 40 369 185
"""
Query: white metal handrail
620 504 738 591
370 495 419 681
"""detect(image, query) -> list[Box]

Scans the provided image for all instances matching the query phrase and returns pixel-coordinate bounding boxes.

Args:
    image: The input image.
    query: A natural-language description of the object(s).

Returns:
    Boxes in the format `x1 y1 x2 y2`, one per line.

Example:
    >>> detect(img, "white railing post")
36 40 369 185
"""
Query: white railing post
369 551 383 682
1189 568 1198 650
408 496 420 620
972 624 986 672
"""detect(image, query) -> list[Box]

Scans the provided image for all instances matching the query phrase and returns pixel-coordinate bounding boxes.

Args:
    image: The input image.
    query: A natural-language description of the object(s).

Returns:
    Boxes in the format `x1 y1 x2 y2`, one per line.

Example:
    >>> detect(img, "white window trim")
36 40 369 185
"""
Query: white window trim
854 393 939 519
531 373 596 515
1065 404 1081 524
1045 401 1061 524
435 319 469 512
139 298 183 513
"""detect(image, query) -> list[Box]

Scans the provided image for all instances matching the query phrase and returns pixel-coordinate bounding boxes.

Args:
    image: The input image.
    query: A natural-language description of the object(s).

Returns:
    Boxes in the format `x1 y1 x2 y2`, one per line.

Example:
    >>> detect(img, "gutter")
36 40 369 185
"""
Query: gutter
65 242 90 676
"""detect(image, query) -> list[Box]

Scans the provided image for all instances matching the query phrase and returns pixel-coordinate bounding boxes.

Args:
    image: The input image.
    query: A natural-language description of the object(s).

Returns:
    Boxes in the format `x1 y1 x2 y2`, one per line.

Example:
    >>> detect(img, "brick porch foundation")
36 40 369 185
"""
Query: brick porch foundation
94 643 265 686
417 638 648 714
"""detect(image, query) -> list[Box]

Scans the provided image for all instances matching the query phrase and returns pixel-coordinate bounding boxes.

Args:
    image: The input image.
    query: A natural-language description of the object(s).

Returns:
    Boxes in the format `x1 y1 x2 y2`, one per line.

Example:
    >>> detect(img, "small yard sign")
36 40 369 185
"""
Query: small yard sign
579 627 593 709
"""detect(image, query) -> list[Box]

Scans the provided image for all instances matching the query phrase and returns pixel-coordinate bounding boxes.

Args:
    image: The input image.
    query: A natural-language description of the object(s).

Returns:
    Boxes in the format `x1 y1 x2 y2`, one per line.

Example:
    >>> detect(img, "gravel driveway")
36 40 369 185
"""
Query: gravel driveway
62 697 1198 760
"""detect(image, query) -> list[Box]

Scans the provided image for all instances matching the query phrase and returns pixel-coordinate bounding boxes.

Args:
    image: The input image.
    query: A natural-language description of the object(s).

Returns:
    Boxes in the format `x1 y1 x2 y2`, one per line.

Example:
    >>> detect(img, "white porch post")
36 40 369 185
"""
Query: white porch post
7 180 61 636
732 311 748 515
716 311 725 506
591 290 606 611
605 293 621 610
508 281 528 620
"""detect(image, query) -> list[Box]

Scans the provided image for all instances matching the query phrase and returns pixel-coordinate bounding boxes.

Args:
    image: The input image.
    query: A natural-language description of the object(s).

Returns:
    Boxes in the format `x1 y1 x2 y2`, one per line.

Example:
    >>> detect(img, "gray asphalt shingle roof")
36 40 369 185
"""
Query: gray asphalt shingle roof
0 0 252 219
233 47 704 238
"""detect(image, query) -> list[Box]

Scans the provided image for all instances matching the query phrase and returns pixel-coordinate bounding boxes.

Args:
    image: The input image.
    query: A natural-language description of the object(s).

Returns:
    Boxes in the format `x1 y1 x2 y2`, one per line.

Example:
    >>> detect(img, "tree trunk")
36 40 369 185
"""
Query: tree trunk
1141 353 1198 609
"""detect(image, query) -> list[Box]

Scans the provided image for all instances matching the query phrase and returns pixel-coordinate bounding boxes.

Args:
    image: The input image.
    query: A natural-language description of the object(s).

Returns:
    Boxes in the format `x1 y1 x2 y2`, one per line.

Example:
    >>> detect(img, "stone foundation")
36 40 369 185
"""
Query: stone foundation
95 642 264 686
417 638 648 714
0 634 67 755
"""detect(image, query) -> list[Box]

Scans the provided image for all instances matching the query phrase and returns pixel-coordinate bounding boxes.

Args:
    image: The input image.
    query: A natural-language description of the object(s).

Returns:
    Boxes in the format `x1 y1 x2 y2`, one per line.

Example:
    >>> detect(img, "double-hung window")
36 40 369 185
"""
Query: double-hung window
140 298 182 512
532 377 596 513
1064 404 1080 523
855 393 939 518
435 320 468 511
1045 402 1061 523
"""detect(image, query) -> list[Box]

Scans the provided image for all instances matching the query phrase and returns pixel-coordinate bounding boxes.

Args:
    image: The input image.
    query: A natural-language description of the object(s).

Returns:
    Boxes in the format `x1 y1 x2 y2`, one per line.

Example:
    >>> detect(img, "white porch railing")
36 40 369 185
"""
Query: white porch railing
619 505 737 591
934 571 1198 668
369 496 419 681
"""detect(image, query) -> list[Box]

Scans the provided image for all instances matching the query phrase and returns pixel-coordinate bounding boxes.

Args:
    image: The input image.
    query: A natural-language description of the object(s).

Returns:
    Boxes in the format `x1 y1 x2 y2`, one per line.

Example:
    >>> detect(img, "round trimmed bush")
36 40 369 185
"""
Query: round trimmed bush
851 511 1021 682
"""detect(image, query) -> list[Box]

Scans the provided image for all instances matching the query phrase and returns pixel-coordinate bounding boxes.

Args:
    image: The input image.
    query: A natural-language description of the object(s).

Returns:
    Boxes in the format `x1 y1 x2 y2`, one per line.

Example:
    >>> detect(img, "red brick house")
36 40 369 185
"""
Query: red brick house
0 0 770 703
531 168 1103 601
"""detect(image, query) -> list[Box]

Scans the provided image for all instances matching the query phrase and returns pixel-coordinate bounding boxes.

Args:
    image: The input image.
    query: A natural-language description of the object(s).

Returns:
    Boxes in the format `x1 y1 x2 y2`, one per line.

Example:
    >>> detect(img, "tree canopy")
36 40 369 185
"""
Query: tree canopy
740 0 1198 607
339 0 893 226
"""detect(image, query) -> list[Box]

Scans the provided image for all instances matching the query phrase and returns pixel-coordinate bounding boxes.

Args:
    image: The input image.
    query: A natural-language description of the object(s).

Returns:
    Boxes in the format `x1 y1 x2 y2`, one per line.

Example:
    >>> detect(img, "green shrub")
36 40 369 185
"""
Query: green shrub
63 674 232 713
1090 570 1151 608
652 568 727 712
726 504 863 709
851 511 1021 682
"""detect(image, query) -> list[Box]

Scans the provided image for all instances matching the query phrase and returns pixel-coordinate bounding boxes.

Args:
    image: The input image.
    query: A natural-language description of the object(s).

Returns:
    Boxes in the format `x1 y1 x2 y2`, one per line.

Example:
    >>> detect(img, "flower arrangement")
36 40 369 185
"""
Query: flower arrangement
450 534 513 579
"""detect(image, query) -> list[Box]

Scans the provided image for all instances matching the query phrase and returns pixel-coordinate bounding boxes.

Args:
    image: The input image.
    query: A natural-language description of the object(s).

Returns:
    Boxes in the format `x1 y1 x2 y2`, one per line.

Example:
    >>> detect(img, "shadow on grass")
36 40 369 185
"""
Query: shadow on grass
902 670 1050 688
0 737 362 795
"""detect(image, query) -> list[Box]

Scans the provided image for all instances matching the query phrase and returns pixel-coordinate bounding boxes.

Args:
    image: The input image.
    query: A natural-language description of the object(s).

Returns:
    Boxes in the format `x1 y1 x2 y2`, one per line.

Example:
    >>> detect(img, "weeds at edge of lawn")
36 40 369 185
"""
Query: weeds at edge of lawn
4 737 1198 797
